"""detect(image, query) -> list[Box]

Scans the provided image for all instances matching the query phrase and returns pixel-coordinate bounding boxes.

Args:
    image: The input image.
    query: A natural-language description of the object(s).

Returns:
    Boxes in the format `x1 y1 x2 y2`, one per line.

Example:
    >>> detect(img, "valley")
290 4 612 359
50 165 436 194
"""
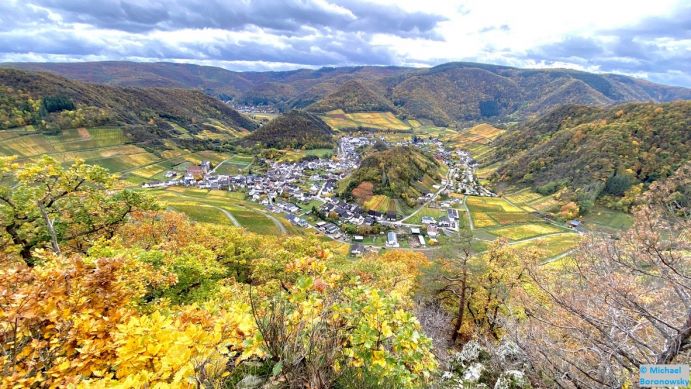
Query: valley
134 123 582 260
0 63 687 389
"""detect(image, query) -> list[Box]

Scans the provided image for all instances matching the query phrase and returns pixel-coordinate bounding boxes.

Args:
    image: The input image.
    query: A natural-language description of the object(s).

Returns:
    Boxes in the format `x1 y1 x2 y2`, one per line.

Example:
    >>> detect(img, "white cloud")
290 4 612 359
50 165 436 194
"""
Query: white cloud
0 0 689 86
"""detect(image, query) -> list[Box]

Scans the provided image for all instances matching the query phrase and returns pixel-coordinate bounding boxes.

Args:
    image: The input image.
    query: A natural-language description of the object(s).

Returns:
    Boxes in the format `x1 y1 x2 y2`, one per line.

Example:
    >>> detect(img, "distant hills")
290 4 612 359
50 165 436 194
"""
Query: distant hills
491 101 691 210
0 68 256 150
306 80 397 113
4 61 690 125
341 145 442 207
240 110 334 150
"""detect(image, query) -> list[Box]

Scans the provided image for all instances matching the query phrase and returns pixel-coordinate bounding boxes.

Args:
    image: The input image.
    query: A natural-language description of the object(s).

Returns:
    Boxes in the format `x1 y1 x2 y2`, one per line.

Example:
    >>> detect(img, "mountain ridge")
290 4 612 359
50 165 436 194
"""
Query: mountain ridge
4 61 689 126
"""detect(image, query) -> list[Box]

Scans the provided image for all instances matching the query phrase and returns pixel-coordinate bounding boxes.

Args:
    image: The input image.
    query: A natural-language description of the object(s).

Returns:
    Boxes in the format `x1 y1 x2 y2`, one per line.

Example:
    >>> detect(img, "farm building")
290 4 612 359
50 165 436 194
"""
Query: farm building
447 208 460 220
350 243 365 257
386 232 399 248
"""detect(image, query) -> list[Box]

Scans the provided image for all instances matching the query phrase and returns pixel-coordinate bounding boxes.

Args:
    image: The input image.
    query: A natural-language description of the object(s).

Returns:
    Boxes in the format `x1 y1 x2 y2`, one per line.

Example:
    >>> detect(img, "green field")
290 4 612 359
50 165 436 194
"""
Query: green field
487 223 563 240
168 204 231 225
321 110 411 131
466 196 535 227
512 233 581 259
582 206 634 233
406 206 447 224
464 195 578 258
151 187 288 236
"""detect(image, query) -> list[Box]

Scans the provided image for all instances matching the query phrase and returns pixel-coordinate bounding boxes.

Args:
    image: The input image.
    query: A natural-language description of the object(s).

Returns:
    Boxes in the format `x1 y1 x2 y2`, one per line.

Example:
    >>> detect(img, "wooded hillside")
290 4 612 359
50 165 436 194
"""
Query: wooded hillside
491 101 691 211
240 110 334 149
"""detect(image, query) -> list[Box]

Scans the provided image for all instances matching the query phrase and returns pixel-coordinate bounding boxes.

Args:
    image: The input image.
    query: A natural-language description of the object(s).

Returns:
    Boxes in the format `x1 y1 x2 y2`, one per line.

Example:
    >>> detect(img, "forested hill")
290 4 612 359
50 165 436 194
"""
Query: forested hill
305 80 396 113
341 145 442 207
491 101 691 210
0 68 257 148
6 61 690 125
240 110 334 149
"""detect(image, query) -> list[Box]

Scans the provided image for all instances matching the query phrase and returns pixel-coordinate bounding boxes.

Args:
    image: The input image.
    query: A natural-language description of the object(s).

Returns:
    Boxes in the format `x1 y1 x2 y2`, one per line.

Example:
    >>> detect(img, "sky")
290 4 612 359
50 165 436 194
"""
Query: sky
1 0 690 87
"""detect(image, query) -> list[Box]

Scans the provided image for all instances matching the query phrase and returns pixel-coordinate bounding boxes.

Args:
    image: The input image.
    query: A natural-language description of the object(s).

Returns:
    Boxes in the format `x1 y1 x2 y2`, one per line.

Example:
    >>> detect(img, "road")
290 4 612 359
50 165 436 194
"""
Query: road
209 160 227 174
398 167 455 224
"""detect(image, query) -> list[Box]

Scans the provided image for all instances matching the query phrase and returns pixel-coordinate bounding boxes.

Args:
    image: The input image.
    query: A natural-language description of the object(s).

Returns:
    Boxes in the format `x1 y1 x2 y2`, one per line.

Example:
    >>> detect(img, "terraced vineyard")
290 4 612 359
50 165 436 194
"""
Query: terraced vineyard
448 123 504 162
464 195 580 259
321 110 411 130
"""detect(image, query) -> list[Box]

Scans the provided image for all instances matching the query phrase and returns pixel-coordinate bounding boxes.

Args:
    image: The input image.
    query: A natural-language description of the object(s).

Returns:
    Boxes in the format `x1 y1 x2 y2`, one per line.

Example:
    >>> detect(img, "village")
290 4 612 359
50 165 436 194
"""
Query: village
142 135 497 255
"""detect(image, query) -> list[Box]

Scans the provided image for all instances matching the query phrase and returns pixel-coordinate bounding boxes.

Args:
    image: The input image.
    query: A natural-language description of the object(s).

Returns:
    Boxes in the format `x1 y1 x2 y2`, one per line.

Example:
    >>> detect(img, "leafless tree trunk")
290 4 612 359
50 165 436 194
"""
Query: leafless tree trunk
37 201 61 256
512 163 691 388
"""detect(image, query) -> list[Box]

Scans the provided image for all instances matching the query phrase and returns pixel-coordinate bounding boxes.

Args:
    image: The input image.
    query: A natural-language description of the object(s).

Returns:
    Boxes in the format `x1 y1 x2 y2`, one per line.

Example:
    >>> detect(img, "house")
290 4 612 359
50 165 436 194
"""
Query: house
353 235 364 242
438 216 458 230
418 235 426 247
386 231 399 248
186 166 204 181
427 225 439 238
421 216 437 225
386 211 397 221
568 220 582 228
142 181 165 188
447 208 460 220
350 243 365 257
410 227 421 235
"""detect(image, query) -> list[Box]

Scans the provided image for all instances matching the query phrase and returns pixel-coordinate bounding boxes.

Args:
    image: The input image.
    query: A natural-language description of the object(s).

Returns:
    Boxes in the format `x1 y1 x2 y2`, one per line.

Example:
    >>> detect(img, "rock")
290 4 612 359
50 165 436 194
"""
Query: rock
494 370 530 389
462 362 486 382
450 340 484 371
237 375 265 389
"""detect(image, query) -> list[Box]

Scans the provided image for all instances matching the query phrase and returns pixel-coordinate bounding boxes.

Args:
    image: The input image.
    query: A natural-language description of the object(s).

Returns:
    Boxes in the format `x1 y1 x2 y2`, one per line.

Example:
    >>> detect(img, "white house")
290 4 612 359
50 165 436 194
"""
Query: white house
386 231 399 248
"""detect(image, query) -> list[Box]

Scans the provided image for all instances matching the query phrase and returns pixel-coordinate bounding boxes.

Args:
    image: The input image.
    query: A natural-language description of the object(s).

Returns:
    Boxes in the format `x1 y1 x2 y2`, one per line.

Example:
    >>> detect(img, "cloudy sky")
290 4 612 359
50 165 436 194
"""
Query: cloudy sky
1 0 690 86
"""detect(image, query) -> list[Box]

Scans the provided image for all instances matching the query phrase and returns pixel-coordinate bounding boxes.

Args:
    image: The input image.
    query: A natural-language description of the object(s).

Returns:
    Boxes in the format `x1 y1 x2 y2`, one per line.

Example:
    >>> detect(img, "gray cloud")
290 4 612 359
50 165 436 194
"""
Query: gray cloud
525 5 691 86
0 26 396 67
0 0 688 87
28 0 445 37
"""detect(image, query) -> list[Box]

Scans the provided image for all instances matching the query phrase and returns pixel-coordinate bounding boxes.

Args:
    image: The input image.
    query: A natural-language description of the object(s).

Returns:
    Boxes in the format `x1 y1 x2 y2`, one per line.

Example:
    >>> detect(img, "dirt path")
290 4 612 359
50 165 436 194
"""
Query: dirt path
258 211 288 235
236 204 288 235
462 197 475 231
214 206 240 227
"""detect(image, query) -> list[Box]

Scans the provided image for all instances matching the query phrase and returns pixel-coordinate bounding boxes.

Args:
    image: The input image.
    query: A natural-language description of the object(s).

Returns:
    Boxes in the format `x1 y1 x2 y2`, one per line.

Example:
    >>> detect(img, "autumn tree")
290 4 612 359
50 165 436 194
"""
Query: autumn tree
431 240 538 345
514 162 691 388
0 156 156 265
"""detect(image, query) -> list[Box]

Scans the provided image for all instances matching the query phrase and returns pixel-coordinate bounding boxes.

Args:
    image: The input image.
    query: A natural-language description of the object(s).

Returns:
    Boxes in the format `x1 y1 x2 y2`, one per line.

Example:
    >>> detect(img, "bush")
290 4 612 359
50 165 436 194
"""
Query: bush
41 95 75 113
535 180 564 195
604 173 635 196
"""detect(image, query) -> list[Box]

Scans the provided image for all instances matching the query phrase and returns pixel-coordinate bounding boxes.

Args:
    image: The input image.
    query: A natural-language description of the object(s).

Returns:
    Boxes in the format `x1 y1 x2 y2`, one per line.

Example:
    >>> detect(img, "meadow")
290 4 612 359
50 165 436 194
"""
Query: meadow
150 187 299 236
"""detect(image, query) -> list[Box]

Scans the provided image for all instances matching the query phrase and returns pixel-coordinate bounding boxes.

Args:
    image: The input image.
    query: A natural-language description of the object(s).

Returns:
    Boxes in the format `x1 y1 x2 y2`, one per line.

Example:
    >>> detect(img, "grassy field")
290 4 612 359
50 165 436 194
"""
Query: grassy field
0 123 292 235
167 204 231 225
406 206 447 224
445 123 504 163
321 110 411 130
451 124 504 145
512 233 581 258
582 206 634 233
487 223 563 240
152 188 287 236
